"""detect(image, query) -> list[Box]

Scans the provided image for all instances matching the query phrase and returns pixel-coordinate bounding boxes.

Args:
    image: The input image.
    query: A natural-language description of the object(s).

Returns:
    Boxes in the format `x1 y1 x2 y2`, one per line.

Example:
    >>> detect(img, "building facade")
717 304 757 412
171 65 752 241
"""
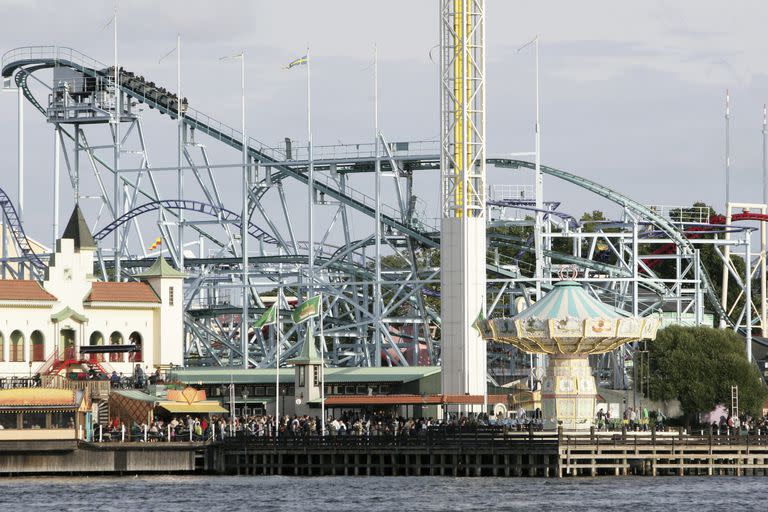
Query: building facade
0 206 184 378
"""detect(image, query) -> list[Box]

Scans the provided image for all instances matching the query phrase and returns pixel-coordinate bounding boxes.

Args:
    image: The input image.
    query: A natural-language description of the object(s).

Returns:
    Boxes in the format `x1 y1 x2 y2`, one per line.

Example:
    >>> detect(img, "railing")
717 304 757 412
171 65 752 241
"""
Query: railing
490 184 534 201
2 46 108 76
0 376 40 389
288 139 439 162
646 204 713 224
40 374 111 399
92 425 215 444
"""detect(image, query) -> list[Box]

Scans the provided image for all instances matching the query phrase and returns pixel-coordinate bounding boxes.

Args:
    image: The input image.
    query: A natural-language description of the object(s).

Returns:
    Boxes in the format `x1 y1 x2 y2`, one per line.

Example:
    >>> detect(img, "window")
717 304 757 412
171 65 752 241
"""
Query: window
169 286 174 306
31 331 45 362
89 331 105 363
313 366 320 387
254 386 265 396
298 366 306 387
0 412 17 429
128 332 143 363
22 412 46 429
63 268 72 280
51 412 75 429
0 332 4 362
109 332 124 363
10 330 24 362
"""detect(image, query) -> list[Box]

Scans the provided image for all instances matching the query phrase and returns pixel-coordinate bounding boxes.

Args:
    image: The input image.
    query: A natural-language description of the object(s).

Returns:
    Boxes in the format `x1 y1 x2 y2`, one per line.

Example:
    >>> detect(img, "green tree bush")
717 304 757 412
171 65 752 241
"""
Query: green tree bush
647 325 766 419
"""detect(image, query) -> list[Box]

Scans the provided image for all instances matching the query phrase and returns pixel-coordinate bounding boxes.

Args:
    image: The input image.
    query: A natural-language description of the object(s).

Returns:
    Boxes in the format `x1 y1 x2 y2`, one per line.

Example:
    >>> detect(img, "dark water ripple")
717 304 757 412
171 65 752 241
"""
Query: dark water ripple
0 475 763 512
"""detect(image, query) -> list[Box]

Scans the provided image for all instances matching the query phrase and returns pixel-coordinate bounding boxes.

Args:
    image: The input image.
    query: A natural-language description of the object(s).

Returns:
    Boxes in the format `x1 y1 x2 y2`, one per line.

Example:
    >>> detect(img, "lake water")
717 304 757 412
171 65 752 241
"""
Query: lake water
0 475 762 511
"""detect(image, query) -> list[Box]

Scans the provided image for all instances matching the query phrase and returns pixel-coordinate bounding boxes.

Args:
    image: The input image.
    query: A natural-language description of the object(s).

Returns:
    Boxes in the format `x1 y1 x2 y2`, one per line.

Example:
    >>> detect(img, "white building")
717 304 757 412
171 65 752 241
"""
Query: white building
0 206 184 378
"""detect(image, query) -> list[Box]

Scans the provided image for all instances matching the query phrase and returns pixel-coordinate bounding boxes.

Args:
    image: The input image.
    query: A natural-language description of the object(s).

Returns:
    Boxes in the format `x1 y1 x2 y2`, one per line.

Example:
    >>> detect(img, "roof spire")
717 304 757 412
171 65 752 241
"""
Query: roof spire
136 255 185 278
62 205 96 251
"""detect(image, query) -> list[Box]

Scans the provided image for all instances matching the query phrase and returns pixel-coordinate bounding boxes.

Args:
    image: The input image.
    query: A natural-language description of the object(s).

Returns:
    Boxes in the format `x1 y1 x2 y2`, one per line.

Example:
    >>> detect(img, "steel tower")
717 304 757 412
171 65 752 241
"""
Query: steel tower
439 0 487 409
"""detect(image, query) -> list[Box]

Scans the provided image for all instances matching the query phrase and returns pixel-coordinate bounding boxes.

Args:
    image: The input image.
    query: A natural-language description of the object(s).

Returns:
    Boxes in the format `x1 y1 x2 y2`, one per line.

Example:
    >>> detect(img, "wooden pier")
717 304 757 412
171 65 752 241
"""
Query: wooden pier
211 428 768 478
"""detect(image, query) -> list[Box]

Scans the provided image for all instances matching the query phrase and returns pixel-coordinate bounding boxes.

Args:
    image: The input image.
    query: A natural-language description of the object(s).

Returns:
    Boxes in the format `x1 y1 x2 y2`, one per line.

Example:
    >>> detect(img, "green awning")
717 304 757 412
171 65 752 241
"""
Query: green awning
51 306 88 323
112 390 159 403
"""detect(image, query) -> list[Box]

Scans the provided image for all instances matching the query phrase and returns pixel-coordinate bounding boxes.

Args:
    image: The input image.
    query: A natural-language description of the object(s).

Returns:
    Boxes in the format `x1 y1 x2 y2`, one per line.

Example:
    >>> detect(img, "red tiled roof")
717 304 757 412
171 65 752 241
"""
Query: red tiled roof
86 282 160 303
0 279 56 301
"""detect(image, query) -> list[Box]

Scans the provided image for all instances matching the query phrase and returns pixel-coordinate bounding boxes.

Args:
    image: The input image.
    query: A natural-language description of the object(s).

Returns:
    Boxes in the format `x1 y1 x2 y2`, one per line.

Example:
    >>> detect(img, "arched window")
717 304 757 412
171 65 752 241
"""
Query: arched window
30 330 45 362
89 331 105 363
109 331 124 363
128 331 143 363
10 330 24 362
0 331 4 362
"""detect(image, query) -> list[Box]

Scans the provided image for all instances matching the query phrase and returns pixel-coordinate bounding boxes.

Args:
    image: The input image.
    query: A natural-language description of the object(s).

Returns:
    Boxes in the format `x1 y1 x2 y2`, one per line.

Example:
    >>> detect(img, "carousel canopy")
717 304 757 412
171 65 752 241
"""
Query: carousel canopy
480 281 660 356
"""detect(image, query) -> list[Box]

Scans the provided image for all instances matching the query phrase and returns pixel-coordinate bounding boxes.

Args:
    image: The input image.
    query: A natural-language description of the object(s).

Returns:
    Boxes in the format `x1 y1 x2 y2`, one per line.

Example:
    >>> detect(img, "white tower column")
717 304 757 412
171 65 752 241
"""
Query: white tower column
439 0 487 413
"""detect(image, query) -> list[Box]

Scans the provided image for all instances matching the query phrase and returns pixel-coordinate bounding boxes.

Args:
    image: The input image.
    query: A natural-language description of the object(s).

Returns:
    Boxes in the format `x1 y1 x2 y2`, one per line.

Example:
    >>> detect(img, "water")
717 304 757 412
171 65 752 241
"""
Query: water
0 475 762 511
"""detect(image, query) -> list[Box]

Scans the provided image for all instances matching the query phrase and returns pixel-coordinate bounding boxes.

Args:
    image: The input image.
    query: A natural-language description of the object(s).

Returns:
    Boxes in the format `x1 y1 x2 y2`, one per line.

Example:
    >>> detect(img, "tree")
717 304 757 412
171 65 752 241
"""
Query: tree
646 326 766 419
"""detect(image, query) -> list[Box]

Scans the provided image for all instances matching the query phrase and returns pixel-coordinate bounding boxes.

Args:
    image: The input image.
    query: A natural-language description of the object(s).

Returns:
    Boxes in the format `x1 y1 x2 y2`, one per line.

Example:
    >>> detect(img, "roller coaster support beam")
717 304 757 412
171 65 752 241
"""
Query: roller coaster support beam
720 203 767 337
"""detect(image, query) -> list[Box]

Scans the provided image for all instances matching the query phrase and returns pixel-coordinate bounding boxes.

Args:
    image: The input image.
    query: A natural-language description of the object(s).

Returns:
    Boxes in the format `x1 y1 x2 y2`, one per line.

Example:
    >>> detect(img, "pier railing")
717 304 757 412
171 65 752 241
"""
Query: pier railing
219 426 768 450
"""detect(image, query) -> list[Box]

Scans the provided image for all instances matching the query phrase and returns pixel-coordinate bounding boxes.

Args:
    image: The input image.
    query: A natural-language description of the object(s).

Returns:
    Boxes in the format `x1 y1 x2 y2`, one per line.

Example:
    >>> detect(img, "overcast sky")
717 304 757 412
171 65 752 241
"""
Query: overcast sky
1 1 767 249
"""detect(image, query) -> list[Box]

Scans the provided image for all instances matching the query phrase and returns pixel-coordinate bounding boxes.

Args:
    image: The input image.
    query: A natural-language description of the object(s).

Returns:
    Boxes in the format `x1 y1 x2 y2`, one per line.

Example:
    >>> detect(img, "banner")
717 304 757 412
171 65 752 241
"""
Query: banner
292 295 321 324
254 303 278 329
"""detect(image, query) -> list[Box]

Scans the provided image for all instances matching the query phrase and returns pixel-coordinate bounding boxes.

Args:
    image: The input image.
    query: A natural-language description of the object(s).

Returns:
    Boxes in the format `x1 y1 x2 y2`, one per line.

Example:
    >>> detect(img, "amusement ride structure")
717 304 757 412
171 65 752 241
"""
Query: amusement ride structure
0 3 765 397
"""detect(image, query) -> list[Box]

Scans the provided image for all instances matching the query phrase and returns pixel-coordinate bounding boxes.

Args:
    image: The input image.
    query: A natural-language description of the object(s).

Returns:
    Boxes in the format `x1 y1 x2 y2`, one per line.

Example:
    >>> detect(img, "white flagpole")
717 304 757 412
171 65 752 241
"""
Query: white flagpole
112 1 122 282
373 44 382 367
275 289 282 438
176 34 184 271
306 47 308 299
177 34 184 271
319 295 325 436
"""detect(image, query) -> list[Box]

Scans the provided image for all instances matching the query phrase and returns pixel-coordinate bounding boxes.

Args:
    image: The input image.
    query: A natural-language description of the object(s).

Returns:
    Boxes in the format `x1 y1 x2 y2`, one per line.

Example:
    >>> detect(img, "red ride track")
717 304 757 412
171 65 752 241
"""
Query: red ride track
644 212 768 270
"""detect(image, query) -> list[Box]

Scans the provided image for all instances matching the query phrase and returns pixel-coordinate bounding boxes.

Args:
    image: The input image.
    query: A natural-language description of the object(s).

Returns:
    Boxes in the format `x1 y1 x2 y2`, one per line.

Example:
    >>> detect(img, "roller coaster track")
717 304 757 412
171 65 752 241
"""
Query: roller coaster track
92 199 277 244
2 47 729 325
490 158 730 325
2 47 439 248
0 185 45 271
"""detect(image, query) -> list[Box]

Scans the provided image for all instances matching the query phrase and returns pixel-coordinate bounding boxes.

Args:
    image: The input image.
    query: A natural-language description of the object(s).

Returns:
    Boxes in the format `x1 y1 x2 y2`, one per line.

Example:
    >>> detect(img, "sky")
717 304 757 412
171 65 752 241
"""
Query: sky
1 0 767 251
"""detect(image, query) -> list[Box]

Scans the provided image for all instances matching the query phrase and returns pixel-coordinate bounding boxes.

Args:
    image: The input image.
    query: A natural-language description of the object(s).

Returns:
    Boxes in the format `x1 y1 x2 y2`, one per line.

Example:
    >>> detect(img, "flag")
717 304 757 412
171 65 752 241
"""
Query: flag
285 55 308 69
472 308 486 337
292 294 321 323
149 237 162 251
254 303 278 329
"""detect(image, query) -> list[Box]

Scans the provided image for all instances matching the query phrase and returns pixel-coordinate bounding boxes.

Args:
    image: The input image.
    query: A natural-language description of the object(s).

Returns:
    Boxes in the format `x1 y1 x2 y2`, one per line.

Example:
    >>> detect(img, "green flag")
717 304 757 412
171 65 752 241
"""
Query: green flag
292 294 321 324
254 303 278 329
472 308 486 337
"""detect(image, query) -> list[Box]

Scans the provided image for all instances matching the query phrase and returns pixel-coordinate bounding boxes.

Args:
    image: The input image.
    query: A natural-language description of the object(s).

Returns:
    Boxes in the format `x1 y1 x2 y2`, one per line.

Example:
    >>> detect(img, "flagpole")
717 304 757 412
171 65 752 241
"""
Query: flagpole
112 1 121 282
373 44 382 367
307 47 314 296
275 288 282 438
177 34 184 271
320 296 325 436
240 52 249 370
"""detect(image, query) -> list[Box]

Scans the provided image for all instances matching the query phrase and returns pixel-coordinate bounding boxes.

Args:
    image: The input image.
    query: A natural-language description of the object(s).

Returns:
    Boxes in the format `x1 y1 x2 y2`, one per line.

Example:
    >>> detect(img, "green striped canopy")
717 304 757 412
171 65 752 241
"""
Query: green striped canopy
479 281 660 355
515 281 629 321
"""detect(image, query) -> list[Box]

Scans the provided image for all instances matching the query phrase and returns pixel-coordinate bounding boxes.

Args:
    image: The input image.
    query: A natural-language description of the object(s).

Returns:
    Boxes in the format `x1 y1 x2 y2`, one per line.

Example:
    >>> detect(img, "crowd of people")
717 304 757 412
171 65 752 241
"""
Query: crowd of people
96 409 542 442
107 365 164 389
595 405 665 431
711 414 768 436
